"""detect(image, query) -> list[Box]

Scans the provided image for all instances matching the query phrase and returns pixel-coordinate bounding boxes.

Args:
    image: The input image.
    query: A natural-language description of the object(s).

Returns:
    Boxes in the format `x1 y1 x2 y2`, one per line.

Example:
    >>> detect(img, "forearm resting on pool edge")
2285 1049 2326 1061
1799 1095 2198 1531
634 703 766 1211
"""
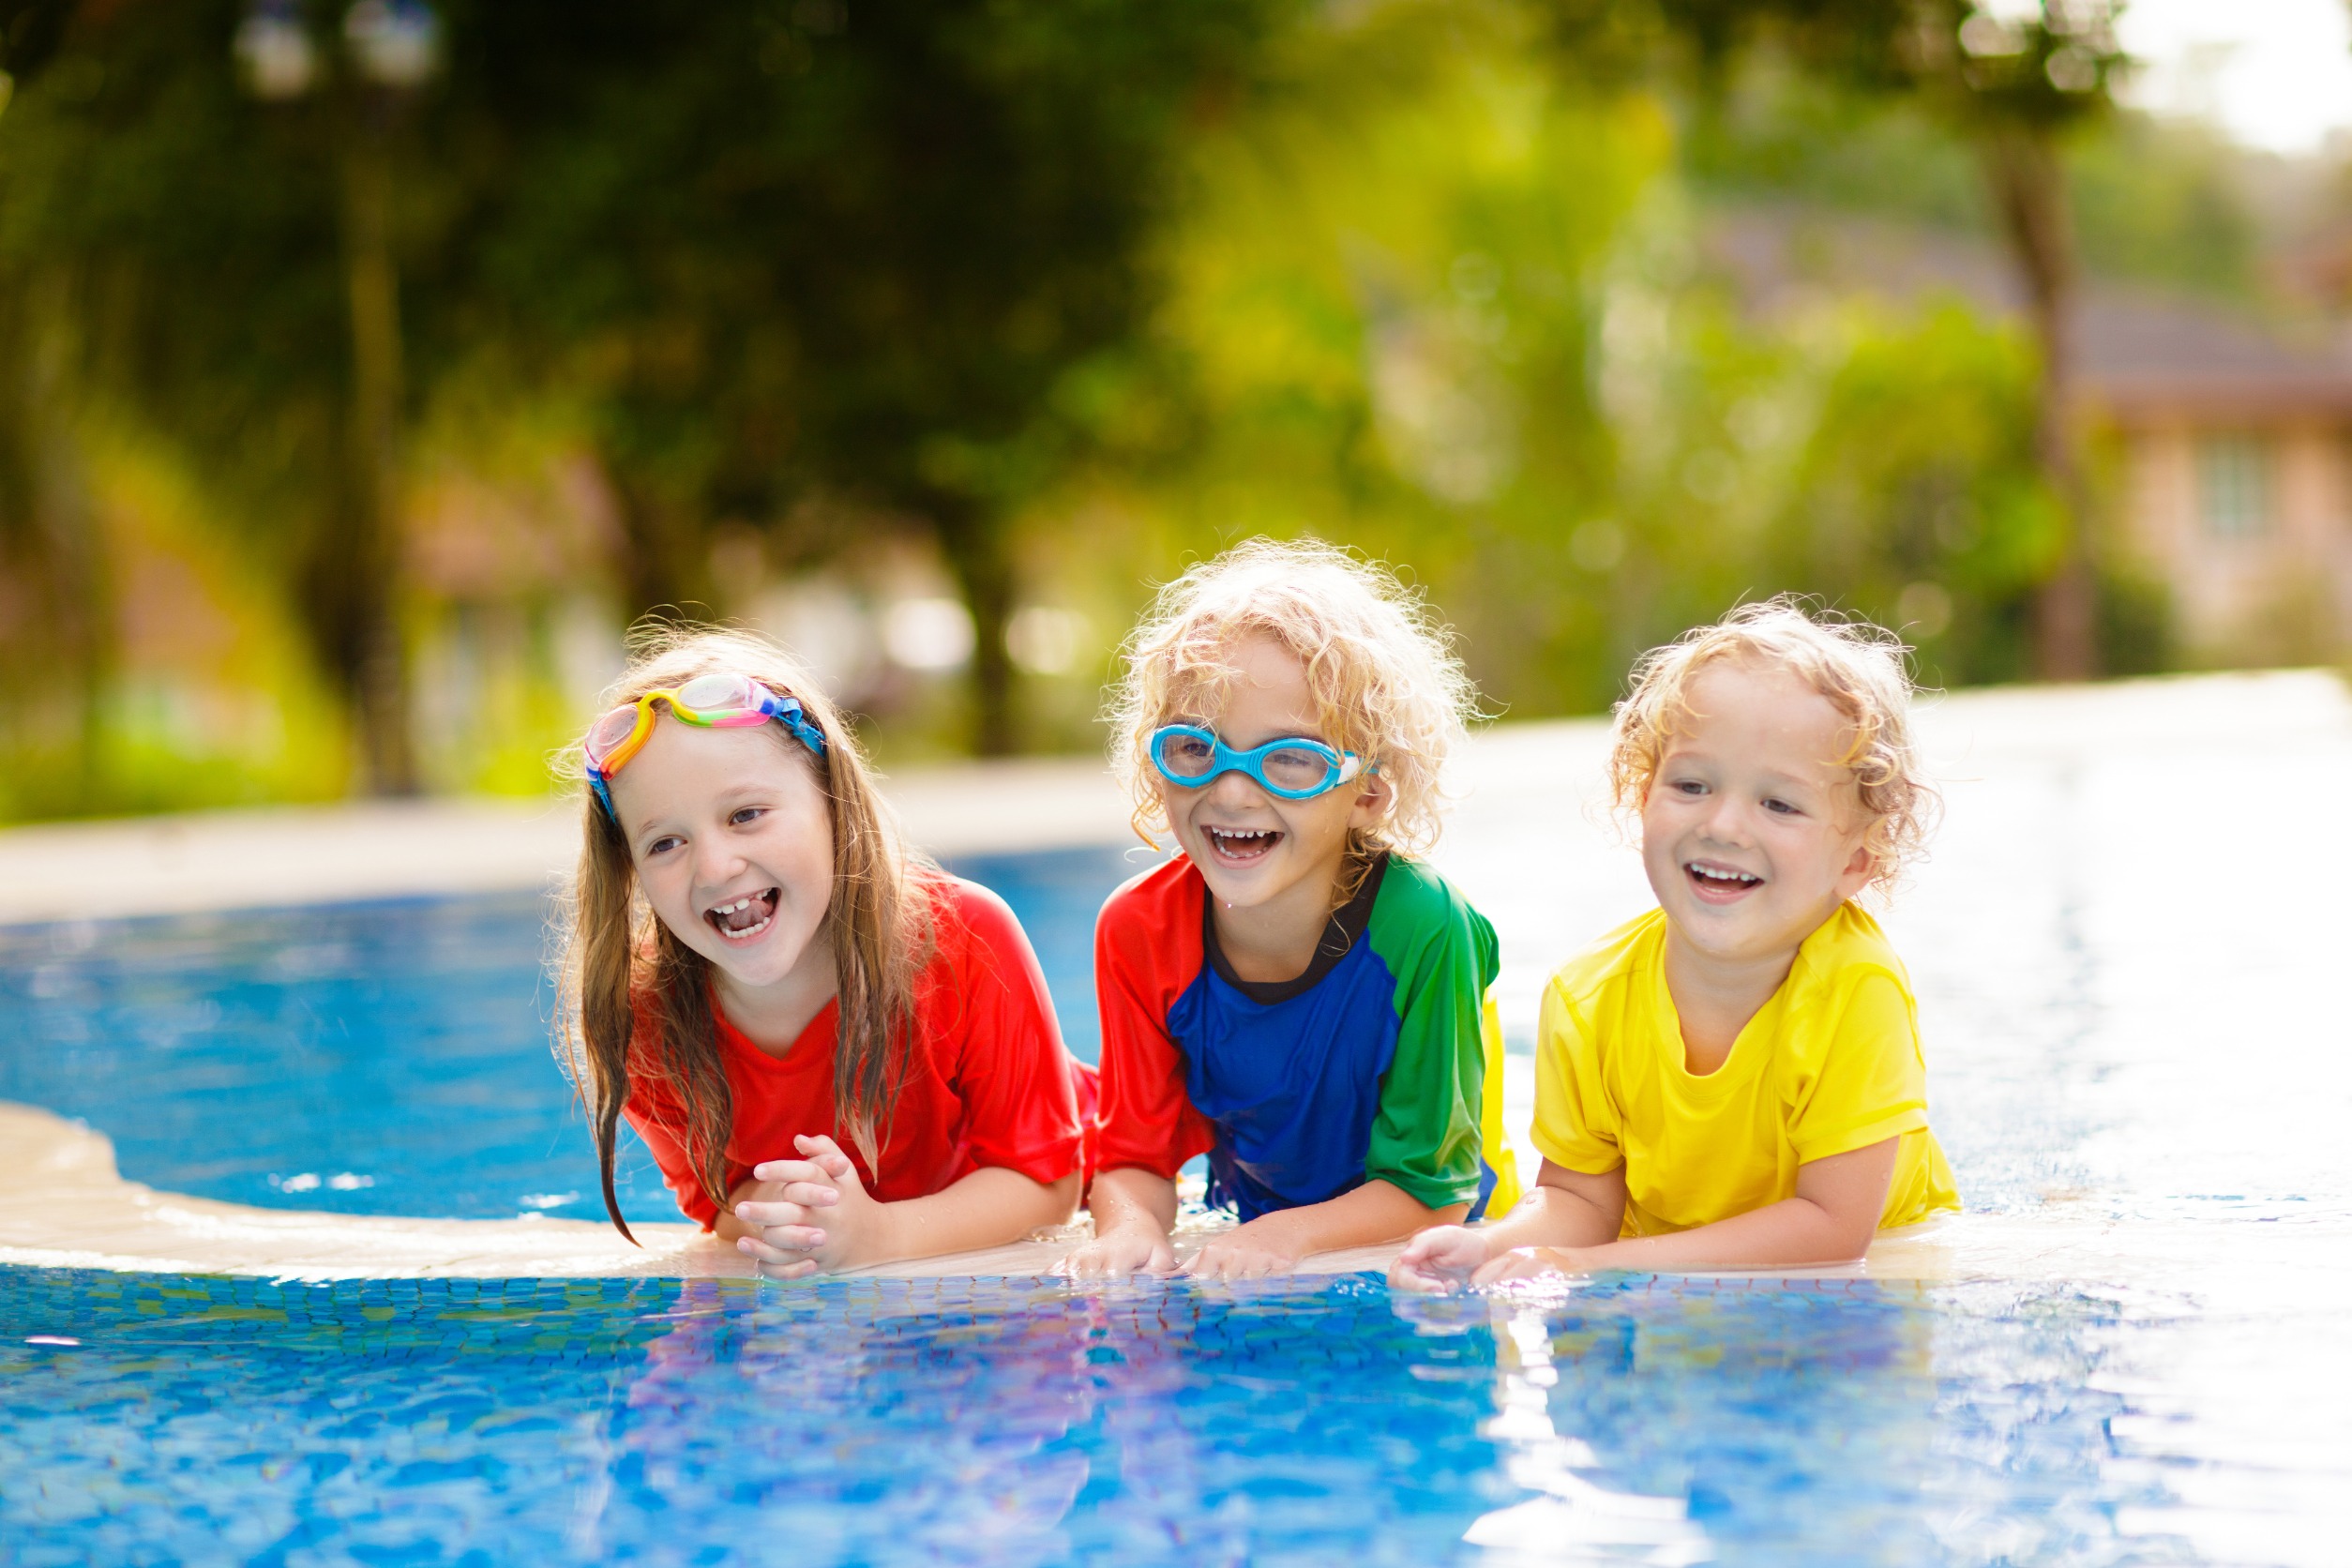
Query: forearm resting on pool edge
1485 1138 1901 1274
1252 1177 1468 1257
1085 1167 1468 1255
1470 1161 1630 1254
1085 1165 1183 1242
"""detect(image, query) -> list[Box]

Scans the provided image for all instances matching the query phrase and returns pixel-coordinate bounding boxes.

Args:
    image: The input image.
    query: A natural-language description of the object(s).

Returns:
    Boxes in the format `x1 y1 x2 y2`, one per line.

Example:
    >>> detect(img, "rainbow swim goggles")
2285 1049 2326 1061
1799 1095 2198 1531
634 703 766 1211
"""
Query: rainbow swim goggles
1147 724 1368 801
584 672 827 820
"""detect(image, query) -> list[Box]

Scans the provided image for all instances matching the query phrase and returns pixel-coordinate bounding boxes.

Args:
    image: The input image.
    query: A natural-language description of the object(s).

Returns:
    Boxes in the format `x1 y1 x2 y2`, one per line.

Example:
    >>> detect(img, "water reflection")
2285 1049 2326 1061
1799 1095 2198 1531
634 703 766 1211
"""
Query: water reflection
0 1270 1512 1564
605 1279 1101 1564
1389 1275 2257 1566
1445 1290 1710 1566
8 1262 2350 1564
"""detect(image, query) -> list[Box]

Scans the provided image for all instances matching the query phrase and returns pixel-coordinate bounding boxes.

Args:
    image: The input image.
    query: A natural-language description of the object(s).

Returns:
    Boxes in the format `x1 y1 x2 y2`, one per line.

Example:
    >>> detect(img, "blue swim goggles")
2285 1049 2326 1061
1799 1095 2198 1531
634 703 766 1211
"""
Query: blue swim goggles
1147 724 1369 801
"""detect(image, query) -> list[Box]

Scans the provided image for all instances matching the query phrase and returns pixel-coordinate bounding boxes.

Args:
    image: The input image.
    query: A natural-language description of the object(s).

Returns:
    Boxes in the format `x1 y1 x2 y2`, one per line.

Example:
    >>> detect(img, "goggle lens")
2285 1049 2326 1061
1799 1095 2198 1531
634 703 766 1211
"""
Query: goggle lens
585 706 642 767
675 671 758 712
1260 745 1337 792
1153 730 1217 779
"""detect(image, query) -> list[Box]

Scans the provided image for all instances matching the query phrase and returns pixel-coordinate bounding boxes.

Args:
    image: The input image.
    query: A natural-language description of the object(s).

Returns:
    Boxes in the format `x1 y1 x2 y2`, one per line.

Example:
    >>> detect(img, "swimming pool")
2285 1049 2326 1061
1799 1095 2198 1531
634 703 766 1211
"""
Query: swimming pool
5 676 2350 1563
0 846 1131 1229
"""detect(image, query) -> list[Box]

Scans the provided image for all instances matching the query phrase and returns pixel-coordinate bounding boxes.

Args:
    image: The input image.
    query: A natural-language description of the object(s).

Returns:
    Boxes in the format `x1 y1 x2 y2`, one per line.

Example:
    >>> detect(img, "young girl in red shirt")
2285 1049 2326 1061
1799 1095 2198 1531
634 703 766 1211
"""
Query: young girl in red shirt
559 626 1090 1277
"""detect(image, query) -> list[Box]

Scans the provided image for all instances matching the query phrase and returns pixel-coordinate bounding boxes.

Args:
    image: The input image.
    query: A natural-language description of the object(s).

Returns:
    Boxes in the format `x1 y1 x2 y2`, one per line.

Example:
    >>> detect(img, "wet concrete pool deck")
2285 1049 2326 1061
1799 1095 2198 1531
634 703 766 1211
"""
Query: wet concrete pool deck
4 670 2349 1300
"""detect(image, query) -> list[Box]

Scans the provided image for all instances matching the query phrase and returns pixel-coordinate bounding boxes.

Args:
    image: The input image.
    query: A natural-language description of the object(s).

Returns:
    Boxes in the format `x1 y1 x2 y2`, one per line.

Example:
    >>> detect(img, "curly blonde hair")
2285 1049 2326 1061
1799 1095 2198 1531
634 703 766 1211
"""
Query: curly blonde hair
1107 537 1476 867
1606 597 1938 892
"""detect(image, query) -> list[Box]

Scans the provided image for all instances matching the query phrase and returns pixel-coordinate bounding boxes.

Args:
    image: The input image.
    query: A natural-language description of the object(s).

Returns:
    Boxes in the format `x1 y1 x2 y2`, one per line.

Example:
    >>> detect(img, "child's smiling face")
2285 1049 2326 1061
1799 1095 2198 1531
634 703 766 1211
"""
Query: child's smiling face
1157 633 1388 914
1639 660 1877 967
608 717 836 1000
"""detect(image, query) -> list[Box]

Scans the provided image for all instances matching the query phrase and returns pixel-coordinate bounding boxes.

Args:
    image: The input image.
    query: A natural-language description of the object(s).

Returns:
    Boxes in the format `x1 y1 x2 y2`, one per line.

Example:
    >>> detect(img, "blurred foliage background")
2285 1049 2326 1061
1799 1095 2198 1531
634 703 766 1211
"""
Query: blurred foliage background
1 0 2346 820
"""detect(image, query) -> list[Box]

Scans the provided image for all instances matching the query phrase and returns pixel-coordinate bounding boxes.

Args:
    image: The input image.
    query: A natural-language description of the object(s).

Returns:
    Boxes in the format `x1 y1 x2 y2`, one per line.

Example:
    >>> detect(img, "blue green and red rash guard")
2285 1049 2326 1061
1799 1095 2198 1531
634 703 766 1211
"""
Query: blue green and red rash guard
1094 852 1521 1223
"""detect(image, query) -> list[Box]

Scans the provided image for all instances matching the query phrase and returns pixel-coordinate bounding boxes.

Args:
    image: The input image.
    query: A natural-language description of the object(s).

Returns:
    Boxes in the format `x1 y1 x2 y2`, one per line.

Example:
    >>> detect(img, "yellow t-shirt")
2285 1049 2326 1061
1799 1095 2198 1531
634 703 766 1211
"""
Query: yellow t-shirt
1530 903 1959 1236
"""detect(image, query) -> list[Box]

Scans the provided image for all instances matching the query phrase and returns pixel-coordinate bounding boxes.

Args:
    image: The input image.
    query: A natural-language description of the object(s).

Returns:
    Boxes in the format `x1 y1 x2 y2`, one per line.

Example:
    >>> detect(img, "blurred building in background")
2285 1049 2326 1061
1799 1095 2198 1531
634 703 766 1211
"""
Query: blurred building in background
1711 204 2352 667
2083 298 2352 664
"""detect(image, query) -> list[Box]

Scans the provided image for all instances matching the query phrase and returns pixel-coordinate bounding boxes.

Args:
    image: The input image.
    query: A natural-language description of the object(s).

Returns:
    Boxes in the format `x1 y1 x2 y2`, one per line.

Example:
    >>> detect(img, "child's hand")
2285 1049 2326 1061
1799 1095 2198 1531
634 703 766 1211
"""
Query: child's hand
1182 1217 1308 1281
1056 1225 1178 1279
1387 1224 1491 1294
1470 1245 1594 1286
732 1135 879 1278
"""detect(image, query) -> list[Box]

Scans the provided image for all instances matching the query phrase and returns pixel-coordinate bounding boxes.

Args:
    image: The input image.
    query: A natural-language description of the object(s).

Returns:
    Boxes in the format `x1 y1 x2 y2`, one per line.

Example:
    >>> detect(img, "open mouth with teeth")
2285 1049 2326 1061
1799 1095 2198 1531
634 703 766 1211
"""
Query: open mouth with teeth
704 889 779 942
1683 861 1763 902
1201 825 1284 866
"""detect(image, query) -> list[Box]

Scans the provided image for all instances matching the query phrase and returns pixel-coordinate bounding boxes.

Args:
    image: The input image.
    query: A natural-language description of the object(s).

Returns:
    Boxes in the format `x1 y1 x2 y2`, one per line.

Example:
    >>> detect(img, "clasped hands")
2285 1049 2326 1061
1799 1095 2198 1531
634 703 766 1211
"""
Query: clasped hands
729 1134 881 1279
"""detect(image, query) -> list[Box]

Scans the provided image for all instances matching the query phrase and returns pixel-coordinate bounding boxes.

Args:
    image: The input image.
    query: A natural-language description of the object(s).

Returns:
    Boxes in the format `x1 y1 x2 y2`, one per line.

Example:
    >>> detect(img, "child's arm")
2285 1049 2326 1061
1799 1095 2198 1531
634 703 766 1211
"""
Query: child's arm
1464 966 1928 1282
1060 1165 1182 1276
1389 1158 1625 1291
1067 870 1218 1276
1478 1138 1899 1281
1186 1179 1467 1279
729 1135 1079 1277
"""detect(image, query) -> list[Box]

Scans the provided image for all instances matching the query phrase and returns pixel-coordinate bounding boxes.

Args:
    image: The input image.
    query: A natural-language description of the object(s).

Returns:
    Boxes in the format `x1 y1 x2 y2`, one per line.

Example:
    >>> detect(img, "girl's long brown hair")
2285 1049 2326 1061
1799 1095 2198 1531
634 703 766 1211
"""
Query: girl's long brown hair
556 624 936 1242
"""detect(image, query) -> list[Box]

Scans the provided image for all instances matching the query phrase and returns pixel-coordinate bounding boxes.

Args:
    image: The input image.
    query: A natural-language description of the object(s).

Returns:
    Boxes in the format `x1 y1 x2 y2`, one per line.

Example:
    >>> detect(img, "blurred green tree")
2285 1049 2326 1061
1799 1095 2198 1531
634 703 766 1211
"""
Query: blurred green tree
1765 302 2057 686
0 270 108 806
0 0 445 792
0 0 1280 791
0 7 111 802
443 0 1279 754
1530 0 2128 682
0 0 2250 821
1685 69 2259 305
1025 0 1676 717
1018 0 2080 724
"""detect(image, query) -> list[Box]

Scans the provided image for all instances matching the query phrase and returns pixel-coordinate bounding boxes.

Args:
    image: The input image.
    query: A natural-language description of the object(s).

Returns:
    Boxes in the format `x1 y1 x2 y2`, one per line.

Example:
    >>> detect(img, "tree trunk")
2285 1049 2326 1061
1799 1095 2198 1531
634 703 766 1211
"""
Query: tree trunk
337 133 420 792
0 273 108 807
1979 120 2098 683
930 494 1018 757
610 468 709 626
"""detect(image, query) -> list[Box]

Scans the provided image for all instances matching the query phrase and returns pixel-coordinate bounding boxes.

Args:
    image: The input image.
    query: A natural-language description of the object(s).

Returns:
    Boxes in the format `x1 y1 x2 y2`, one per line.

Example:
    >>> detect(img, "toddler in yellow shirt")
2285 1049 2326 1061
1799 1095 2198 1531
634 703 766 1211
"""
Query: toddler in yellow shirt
1393 598 1958 1290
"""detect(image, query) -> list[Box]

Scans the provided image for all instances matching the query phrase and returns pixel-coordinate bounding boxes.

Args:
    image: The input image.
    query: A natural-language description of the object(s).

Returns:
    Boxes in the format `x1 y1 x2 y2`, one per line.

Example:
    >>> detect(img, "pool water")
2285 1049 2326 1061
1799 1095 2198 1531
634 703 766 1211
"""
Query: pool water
0 847 1136 1227
0 1268 2209 1566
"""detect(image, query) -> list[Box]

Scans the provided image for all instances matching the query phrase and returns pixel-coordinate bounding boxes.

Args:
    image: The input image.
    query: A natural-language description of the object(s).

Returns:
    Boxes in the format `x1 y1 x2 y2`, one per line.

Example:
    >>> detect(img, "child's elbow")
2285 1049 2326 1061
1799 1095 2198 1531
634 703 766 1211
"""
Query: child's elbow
1822 1213 1877 1264
1043 1171 1083 1226
1795 1197 1879 1264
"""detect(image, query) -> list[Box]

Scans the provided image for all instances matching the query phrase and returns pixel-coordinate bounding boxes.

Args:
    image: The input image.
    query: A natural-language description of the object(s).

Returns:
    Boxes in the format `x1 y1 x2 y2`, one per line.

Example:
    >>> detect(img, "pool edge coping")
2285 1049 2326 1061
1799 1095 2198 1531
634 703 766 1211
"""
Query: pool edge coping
16 1098 2326 1291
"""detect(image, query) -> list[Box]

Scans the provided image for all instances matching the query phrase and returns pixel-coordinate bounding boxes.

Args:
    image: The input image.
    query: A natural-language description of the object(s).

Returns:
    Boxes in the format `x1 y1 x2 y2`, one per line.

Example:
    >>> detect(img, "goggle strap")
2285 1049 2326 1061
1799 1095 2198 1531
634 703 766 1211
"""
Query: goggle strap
774 701 828 760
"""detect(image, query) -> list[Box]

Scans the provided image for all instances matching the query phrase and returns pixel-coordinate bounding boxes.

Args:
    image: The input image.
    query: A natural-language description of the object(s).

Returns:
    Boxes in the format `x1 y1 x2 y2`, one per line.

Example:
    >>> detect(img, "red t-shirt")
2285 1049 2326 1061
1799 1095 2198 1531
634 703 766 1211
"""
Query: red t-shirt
1093 858 1218 1180
624 876 1088 1229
